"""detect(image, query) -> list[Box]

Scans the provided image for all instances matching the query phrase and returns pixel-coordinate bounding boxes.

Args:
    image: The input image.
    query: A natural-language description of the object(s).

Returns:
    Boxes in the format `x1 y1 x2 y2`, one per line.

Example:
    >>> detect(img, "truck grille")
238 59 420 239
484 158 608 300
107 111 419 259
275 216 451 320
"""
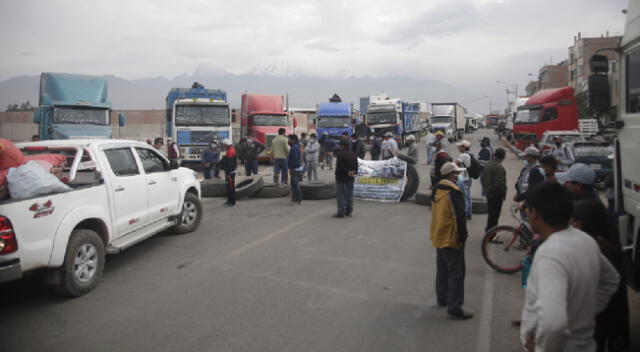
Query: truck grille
265 134 276 148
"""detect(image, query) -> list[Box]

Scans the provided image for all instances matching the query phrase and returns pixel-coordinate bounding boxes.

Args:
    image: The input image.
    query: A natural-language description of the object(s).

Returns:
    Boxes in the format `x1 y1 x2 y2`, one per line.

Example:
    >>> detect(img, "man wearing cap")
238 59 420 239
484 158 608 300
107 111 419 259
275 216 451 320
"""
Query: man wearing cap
455 139 473 219
221 139 237 207
381 132 399 160
515 146 545 204
406 135 418 162
556 163 599 202
272 128 290 184
550 136 575 172
428 131 448 164
431 162 473 320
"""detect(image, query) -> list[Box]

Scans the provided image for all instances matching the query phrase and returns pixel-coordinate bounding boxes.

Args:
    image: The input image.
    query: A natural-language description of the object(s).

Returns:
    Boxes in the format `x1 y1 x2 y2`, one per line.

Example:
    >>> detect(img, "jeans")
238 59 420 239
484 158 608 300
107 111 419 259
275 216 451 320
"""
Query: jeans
436 247 466 314
244 159 258 176
305 160 318 181
458 179 472 217
203 163 219 179
290 170 303 202
336 182 354 215
226 174 236 205
323 152 333 169
485 195 504 233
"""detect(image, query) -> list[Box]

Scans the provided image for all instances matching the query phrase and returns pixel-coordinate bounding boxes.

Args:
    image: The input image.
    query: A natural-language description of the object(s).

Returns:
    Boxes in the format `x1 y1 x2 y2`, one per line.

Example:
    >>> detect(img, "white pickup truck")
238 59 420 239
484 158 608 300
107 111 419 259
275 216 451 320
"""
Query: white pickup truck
0 139 202 296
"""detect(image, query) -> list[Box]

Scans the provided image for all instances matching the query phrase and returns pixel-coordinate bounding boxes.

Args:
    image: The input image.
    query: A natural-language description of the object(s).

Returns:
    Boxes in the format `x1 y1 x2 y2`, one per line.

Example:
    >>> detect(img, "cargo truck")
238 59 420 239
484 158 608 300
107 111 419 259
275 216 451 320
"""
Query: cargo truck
366 95 422 147
316 102 353 139
165 85 232 166
430 103 466 142
33 73 125 140
240 94 290 161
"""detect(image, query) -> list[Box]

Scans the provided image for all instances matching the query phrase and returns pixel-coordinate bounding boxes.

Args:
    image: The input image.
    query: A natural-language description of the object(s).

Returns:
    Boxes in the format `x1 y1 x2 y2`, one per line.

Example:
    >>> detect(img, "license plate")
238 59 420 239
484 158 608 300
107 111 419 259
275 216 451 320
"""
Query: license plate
590 164 602 170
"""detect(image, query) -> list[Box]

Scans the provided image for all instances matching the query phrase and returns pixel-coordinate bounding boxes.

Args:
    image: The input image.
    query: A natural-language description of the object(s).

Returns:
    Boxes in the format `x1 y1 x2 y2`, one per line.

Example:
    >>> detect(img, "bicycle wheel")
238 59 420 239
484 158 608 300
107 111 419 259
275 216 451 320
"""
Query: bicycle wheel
481 225 529 274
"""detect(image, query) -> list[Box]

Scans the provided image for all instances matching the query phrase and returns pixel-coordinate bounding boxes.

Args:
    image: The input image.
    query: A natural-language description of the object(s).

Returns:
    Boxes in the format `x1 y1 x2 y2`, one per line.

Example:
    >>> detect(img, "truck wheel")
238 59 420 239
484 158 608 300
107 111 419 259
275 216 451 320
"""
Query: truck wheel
235 175 264 198
414 191 431 206
52 229 105 297
173 192 203 234
401 164 419 201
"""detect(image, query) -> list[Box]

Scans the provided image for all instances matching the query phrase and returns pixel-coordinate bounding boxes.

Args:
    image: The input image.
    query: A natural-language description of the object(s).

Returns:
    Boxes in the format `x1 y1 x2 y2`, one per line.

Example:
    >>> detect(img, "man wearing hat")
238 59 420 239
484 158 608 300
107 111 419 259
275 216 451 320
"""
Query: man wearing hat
515 146 545 204
380 132 399 160
456 139 473 219
556 163 599 202
427 131 448 164
221 139 237 207
430 162 473 320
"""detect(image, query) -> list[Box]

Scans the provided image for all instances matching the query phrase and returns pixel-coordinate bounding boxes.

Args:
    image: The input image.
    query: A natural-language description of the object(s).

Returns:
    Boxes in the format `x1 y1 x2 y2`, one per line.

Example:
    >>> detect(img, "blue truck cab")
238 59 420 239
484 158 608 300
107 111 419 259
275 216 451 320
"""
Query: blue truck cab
316 102 353 139
33 72 124 140
166 87 232 165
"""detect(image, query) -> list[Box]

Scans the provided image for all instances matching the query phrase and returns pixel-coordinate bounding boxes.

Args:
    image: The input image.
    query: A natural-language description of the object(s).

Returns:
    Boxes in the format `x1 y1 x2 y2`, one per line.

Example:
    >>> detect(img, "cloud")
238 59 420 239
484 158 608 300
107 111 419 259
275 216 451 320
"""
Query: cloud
305 40 342 52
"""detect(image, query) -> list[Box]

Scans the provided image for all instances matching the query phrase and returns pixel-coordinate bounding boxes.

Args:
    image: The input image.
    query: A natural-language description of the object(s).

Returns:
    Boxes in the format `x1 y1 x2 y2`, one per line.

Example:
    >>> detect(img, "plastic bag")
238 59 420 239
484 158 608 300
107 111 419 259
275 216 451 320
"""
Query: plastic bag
7 161 72 200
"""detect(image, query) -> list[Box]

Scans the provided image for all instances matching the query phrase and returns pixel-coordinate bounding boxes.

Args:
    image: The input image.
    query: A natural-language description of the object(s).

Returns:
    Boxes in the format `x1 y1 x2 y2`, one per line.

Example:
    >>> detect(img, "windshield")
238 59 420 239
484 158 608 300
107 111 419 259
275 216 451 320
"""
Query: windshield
175 105 230 126
431 116 451 124
573 144 614 157
367 112 396 124
53 107 109 125
514 109 541 124
318 116 350 128
548 134 585 144
251 114 288 126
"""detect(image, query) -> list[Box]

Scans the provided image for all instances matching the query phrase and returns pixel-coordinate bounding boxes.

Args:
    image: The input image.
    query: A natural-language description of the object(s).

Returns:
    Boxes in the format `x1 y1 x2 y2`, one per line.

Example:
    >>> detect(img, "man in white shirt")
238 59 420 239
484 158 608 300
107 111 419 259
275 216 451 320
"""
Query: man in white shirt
380 132 399 160
455 140 472 219
520 182 619 352
550 136 575 172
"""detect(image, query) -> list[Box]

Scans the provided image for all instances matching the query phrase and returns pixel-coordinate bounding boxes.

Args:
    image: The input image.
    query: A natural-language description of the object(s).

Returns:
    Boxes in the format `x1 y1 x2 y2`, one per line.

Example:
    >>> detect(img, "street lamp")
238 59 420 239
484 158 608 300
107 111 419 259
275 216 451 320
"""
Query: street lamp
496 80 518 109
483 95 493 114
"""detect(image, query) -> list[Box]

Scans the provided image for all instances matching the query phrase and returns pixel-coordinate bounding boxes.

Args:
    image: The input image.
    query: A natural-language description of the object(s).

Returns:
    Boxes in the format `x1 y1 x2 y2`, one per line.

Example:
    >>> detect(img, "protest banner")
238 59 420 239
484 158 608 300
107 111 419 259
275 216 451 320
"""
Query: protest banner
354 157 407 202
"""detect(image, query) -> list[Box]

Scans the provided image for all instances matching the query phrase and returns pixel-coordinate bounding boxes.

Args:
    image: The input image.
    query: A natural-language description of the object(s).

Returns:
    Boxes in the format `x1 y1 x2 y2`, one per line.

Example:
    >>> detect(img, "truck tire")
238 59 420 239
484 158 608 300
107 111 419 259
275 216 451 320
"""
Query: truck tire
414 191 432 206
301 181 336 199
201 179 226 197
397 153 416 164
235 175 264 198
472 197 488 214
52 229 105 297
251 183 290 198
401 164 419 201
173 192 203 234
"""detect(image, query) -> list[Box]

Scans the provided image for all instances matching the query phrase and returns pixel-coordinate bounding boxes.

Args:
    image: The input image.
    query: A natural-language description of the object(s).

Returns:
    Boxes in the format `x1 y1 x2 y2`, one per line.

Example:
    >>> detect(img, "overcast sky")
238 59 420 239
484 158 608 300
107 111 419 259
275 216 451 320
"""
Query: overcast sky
0 0 628 106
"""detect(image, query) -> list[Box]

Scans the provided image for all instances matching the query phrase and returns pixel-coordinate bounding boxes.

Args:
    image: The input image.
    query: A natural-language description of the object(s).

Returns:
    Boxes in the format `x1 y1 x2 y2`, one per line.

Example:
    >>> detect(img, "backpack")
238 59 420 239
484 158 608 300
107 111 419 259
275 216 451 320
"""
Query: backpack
468 154 481 179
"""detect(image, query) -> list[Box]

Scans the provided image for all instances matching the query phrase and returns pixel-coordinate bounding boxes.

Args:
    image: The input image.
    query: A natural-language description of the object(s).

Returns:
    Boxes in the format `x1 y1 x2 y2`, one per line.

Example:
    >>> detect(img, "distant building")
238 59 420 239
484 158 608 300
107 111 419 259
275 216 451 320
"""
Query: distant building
539 61 569 89
568 32 621 102
525 81 540 96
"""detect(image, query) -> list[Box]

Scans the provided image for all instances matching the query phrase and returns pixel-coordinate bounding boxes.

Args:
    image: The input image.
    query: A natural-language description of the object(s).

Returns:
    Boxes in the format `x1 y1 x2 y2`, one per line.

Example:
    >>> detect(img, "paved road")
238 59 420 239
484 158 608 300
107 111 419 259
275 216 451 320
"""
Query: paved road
1 130 638 352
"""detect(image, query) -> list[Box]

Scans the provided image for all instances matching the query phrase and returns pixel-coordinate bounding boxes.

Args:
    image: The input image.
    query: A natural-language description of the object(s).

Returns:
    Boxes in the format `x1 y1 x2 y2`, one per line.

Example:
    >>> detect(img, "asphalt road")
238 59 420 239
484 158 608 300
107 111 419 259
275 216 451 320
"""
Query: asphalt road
1 129 638 352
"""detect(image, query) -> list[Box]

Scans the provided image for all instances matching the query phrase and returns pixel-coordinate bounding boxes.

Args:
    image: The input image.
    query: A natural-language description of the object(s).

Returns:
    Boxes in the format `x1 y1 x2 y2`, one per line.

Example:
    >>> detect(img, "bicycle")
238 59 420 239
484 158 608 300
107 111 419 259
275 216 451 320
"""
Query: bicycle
481 204 534 274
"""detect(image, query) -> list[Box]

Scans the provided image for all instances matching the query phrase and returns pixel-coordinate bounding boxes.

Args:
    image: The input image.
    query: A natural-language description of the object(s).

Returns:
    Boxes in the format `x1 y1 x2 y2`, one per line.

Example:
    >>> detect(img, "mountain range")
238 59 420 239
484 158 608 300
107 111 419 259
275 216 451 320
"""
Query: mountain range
0 63 485 113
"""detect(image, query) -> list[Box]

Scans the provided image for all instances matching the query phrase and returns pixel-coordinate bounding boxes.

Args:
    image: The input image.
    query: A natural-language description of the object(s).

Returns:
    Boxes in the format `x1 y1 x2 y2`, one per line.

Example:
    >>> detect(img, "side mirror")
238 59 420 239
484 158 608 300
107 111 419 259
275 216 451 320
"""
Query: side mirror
33 110 42 124
588 75 611 113
118 113 126 127
169 159 180 170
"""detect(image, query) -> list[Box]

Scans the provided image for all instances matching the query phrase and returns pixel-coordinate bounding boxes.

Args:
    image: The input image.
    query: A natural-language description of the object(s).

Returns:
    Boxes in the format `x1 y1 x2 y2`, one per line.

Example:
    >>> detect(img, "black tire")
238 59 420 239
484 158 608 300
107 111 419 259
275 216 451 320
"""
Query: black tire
52 229 105 297
173 192 203 234
472 197 488 214
397 153 416 164
481 225 527 274
235 175 264 198
401 164 419 201
414 191 432 206
201 179 226 197
251 183 290 198
301 181 336 199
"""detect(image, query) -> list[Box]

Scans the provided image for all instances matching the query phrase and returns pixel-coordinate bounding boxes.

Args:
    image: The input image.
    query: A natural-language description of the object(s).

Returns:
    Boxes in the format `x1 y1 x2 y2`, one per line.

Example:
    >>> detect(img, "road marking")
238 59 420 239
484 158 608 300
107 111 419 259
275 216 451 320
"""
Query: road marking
476 266 494 352
230 207 329 256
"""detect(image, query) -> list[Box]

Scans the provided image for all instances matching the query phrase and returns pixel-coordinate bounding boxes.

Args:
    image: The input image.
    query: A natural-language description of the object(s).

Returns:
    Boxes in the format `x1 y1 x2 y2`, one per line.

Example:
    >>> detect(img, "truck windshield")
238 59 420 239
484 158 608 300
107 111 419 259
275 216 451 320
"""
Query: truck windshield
431 117 451 124
175 105 230 126
514 109 541 124
251 114 288 126
53 107 109 125
318 116 350 128
367 112 396 124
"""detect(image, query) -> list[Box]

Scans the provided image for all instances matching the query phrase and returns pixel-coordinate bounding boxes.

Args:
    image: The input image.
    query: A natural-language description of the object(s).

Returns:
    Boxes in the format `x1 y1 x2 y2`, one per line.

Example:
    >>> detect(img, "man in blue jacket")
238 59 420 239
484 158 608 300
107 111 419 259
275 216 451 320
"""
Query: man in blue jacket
288 134 304 204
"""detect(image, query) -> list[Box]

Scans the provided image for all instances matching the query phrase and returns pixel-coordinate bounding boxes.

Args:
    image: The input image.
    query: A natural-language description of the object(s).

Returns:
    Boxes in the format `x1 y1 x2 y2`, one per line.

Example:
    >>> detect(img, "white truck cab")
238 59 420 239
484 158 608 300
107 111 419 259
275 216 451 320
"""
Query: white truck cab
0 139 202 296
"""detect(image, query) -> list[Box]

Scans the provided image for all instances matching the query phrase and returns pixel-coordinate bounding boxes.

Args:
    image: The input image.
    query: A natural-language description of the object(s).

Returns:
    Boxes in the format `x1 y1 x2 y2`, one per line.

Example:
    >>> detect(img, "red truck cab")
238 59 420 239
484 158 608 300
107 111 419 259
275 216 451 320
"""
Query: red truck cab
512 87 579 150
241 94 290 161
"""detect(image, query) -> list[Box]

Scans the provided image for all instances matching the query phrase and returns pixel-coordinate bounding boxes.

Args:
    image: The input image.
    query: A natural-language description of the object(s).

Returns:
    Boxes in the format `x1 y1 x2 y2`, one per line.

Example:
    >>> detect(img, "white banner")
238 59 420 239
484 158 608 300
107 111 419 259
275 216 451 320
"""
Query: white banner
354 157 407 202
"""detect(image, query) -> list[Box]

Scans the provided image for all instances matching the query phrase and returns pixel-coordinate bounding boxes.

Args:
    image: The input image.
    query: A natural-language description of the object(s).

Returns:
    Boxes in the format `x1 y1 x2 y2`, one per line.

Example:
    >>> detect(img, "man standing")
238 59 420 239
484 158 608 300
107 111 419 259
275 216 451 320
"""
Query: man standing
321 134 336 169
406 135 418 162
520 182 619 352
425 130 436 164
515 146 545 204
478 137 493 163
428 131 448 163
556 163 599 202
431 162 473 320
300 132 309 149
202 140 221 179
455 140 473 219
287 134 304 205
480 148 507 233
167 137 180 165
334 137 359 218
272 128 290 184
238 133 265 176
153 137 167 157
369 135 382 161
304 133 320 181
550 136 575 172
221 139 237 207
380 132 399 160
351 133 366 159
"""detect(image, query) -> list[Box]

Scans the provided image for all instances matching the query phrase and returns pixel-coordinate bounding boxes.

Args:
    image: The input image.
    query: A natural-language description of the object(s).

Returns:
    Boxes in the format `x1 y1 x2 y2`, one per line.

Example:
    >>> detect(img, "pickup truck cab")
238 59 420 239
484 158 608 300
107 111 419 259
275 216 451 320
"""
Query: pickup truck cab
0 139 202 296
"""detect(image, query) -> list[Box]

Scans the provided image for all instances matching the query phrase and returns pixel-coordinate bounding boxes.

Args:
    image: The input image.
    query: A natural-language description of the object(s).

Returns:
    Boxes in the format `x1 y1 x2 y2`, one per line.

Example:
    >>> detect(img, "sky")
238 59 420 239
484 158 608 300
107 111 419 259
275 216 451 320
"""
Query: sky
0 0 628 109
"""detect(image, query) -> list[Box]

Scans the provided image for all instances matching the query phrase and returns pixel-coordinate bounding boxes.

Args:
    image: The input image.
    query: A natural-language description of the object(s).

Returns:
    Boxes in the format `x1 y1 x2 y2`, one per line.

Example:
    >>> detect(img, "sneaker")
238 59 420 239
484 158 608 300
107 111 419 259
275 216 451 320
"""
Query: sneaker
332 213 345 218
448 309 474 320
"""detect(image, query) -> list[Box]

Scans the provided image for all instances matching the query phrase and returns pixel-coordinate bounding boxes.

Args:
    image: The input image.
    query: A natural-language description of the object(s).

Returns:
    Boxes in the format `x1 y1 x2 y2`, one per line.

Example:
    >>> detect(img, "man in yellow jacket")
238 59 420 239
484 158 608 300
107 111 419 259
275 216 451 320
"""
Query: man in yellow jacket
430 162 473 320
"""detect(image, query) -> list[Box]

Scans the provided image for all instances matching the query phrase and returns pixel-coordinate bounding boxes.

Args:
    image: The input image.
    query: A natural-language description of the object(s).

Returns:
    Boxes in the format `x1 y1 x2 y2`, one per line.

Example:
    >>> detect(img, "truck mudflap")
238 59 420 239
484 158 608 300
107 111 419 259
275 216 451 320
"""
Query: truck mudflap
0 258 22 283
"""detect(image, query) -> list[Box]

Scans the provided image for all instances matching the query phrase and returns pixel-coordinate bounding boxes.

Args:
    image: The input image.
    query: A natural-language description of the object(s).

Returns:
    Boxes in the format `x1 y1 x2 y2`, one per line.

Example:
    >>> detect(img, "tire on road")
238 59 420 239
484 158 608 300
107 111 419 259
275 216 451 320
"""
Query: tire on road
235 175 264 198
301 181 336 200
472 197 488 214
396 153 416 164
401 164 419 201
414 191 432 206
172 192 203 234
201 179 226 197
52 228 105 297
251 183 290 198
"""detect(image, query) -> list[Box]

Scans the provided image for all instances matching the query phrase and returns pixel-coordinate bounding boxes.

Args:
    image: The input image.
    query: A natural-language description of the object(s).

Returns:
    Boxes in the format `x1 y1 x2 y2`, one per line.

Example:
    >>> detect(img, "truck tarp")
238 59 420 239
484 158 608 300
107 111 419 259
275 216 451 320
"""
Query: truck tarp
39 73 109 108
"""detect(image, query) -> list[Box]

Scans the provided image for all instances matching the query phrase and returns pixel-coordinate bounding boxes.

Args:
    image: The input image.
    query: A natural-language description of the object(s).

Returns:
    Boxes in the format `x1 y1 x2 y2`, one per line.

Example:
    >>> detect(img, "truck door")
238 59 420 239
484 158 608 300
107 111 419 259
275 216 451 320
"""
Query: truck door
103 147 149 237
134 148 179 223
